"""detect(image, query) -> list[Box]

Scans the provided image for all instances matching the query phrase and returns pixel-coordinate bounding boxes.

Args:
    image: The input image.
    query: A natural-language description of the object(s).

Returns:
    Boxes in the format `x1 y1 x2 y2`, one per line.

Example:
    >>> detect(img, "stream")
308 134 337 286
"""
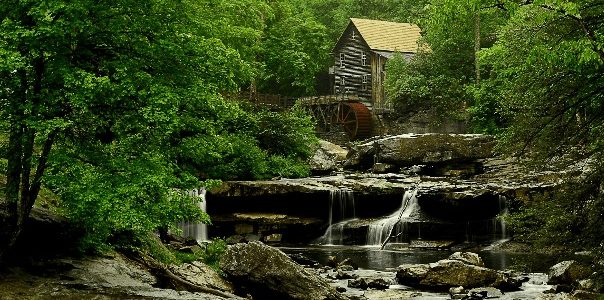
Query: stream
280 245 560 299
280 245 559 273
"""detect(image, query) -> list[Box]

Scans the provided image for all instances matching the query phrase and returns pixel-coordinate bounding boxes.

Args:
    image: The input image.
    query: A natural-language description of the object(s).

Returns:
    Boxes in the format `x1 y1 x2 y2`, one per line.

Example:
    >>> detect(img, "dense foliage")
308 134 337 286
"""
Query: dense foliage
480 0 604 256
0 0 317 252
384 0 507 125
385 0 604 255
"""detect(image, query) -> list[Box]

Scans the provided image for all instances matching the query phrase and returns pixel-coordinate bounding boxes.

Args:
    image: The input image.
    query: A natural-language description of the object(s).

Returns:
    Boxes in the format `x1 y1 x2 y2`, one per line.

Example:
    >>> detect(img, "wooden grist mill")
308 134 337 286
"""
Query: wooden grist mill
297 95 372 141
297 18 422 141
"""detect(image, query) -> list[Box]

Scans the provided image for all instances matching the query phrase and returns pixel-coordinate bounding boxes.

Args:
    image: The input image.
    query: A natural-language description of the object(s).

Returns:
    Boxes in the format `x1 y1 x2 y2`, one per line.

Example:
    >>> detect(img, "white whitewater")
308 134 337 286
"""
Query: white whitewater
366 189 419 246
484 195 511 250
491 195 509 240
319 188 356 245
179 188 208 243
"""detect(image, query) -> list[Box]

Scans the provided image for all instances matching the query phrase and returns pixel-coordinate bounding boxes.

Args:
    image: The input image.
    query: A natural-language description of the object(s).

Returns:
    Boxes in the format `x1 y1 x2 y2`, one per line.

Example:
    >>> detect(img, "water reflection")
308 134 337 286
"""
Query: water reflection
280 246 559 273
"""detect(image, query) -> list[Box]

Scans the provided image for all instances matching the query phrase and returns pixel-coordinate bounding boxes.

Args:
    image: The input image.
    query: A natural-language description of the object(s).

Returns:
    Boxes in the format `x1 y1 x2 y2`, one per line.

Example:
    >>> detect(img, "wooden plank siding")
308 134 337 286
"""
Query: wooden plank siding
333 24 373 105
332 18 422 115
370 53 386 110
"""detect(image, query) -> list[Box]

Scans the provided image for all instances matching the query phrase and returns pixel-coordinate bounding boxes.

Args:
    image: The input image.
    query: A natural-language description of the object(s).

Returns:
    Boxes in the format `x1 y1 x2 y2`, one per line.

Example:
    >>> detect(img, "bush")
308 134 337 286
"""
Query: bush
506 177 604 252
202 238 227 272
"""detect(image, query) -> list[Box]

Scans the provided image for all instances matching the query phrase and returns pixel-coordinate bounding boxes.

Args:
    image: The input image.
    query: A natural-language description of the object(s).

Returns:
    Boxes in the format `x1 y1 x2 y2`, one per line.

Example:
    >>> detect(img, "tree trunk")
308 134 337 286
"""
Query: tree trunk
0 56 51 260
474 13 481 84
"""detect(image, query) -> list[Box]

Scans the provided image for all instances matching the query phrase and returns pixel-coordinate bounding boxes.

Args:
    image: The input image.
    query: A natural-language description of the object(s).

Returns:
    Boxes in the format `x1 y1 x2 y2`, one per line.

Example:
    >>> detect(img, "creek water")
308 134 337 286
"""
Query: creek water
366 189 420 246
179 188 208 243
280 245 558 273
317 188 357 245
280 246 559 299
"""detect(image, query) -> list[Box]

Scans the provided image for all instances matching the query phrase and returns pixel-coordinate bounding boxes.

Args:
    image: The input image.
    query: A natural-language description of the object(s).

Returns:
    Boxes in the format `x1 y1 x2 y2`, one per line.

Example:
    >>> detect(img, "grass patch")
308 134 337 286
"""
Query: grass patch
171 249 202 264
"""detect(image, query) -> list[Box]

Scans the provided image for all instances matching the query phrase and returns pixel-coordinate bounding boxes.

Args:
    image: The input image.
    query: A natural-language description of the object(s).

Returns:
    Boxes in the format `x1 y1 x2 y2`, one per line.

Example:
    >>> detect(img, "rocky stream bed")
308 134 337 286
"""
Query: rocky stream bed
1 134 601 299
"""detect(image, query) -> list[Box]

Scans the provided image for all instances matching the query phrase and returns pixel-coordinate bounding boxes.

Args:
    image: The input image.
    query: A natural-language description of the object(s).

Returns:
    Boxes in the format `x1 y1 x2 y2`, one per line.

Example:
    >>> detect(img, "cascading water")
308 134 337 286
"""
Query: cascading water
318 188 356 245
179 188 208 243
366 189 419 246
484 195 511 251
492 195 509 240
498 195 508 239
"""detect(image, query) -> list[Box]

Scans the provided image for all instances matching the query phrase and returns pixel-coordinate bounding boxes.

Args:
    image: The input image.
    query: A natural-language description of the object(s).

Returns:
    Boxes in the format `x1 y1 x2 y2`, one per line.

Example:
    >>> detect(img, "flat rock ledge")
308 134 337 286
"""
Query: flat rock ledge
345 134 496 169
396 252 521 291
220 241 348 300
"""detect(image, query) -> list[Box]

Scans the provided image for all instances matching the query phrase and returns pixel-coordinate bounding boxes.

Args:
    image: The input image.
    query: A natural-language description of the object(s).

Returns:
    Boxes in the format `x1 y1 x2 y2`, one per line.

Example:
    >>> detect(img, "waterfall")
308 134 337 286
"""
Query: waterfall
179 188 208 243
493 195 508 240
318 188 356 245
484 195 511 250
366 189 419 246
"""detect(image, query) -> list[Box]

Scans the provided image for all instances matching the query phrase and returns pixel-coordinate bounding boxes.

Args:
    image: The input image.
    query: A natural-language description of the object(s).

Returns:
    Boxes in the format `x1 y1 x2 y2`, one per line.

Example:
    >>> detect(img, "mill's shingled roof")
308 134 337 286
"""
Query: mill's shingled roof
350 18 422 53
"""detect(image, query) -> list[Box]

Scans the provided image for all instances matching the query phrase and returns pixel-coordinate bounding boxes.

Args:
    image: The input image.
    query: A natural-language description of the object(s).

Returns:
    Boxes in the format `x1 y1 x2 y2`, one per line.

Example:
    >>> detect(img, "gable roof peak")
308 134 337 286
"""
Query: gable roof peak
348 18 422 53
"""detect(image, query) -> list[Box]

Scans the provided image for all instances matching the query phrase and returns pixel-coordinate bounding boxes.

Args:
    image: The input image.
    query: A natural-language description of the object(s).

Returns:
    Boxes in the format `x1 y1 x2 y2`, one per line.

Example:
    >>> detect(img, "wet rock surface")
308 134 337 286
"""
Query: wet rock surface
344 134 496 170
207 154 571 244
547 260 592 285
309 140 348 174
396 252 521 291
0 253 240 300
220 241 348 300
0 208 240 300
170 261 235 294
317 265 554 300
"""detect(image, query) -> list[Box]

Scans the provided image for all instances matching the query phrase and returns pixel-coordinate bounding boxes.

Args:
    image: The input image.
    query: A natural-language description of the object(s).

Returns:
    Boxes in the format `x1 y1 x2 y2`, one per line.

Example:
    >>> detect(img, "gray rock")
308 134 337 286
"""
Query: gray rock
345 134 495 169
571 290 600 299
309 140 348 173
335 269 355 280
535 293 574 300
396 263 430 286
367 278 391 290
547 260 592 285
340 264 355 271
348 278 368 290
220 241 348 300
170 261 234 294
450 286 465 296
396 258 520 291
467 287 503 298
262 233 282 243
448 252 485 267
372 163 395 173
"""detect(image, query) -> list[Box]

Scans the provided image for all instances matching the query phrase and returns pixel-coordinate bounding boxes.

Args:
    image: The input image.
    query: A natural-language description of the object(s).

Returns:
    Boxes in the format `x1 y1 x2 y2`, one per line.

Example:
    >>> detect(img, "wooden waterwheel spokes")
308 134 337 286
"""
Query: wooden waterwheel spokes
336 101 372 141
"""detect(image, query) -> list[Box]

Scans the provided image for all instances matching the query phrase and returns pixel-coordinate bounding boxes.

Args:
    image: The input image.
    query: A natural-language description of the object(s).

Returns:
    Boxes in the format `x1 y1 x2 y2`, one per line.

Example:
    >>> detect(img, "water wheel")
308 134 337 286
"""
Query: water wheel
335 101 372 140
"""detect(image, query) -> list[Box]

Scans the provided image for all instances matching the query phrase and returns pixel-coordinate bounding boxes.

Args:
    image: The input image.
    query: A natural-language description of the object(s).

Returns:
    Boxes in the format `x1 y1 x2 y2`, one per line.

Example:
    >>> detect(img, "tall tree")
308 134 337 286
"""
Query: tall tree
384 0 507 124
476 0 604 252
0 0 317 255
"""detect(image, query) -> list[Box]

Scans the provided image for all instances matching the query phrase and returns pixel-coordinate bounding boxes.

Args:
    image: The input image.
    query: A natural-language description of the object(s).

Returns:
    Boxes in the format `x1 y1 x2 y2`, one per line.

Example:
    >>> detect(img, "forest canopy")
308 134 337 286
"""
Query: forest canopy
0 0 320 252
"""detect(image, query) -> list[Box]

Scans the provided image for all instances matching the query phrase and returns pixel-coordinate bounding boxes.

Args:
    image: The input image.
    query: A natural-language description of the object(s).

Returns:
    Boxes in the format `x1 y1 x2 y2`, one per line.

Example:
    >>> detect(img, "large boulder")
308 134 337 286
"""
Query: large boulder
448 251 485 267
547 260 592 285
396 252 520 291
344 134 495 169
220 241 348 300
170 261 235 294
309 140 348 174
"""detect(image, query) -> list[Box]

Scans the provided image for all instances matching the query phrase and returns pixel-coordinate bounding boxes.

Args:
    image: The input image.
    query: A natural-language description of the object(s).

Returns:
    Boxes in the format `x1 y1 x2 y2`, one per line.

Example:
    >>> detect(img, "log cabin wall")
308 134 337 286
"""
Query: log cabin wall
333 24 373 105
370 53 386 109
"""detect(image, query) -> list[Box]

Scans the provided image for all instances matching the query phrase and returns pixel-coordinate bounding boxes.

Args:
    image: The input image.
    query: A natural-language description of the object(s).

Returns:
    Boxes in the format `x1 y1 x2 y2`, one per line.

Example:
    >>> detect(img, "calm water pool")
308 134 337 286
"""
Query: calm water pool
280 245 561 273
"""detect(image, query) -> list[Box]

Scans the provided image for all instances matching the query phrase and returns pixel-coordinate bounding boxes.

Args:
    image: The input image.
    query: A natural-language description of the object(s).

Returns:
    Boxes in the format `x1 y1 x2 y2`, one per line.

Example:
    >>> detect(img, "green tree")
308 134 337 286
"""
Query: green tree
0 0 318 255
259 2 330 96
384 0 507 126
474 0 604 257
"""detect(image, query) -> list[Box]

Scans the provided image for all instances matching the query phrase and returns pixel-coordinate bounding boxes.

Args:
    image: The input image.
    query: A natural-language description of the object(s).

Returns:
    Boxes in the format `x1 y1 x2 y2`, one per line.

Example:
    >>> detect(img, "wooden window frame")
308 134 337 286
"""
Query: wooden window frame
361 52 367 66
362 74 368 91
340 53 345 68
351 30 356 40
